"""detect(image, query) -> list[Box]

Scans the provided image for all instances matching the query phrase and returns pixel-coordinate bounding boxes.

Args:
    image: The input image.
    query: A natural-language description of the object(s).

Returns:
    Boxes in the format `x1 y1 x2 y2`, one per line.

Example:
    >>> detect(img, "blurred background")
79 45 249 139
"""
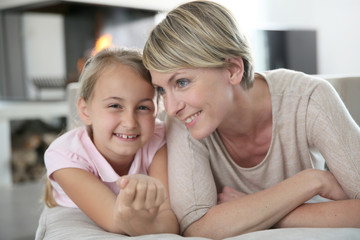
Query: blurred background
0 0 360 239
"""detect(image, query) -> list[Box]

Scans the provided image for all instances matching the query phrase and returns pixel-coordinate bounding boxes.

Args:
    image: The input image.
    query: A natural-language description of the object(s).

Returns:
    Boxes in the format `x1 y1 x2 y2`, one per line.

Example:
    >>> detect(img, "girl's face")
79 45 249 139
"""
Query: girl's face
150 67 235 140
79 64 156 164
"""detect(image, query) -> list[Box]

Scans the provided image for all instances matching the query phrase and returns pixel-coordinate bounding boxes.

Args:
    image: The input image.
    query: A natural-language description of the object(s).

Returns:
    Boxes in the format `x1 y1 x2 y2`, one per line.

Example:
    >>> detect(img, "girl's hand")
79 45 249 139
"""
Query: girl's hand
113 174 167 232
117 174 167 210
217 186 247 204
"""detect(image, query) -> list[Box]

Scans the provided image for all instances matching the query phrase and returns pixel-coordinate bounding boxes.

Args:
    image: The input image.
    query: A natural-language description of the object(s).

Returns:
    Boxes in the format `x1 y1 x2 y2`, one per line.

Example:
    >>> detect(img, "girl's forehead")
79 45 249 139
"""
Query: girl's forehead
94 67 154 93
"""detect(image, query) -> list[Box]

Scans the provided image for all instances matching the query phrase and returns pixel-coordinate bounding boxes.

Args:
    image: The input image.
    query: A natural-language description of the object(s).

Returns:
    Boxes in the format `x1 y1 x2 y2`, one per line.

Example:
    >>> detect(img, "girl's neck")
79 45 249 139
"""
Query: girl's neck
107 154 135 177
102 153 135 176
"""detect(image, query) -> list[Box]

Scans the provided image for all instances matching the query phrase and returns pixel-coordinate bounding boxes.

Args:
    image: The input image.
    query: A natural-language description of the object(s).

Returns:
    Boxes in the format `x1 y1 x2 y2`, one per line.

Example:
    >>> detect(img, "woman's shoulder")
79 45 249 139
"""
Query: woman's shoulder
259 68 330 96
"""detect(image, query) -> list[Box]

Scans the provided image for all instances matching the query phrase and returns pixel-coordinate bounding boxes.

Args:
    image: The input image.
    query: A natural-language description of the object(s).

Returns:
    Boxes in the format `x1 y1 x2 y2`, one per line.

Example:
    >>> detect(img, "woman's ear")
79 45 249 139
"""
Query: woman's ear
226 57 244 85
77 97 92 125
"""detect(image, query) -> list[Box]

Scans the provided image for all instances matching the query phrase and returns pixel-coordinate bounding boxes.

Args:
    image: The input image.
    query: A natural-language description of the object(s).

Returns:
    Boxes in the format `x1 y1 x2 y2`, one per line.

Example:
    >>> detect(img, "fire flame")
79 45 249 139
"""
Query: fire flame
92 34 113 56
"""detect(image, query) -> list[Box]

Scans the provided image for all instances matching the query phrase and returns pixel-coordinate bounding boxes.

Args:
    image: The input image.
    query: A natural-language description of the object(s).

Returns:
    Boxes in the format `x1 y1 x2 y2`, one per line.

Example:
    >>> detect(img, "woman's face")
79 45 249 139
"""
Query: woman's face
150 67 234 140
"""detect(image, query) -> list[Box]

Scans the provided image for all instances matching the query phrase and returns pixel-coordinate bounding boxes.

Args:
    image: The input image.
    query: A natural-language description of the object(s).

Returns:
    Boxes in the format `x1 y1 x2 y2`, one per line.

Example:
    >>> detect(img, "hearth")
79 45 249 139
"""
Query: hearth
1 1 158 100
0 0 160 184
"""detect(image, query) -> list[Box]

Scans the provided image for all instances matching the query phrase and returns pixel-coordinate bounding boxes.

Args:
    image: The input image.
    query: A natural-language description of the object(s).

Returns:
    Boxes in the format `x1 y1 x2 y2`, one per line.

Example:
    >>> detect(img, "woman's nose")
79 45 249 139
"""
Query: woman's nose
164 93 184 117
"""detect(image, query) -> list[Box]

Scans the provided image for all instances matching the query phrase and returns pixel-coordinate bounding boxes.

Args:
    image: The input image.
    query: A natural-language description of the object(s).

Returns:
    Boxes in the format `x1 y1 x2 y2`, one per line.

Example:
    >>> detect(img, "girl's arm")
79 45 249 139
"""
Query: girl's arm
52 168 127 234
111 145 178 236
52 146 178 236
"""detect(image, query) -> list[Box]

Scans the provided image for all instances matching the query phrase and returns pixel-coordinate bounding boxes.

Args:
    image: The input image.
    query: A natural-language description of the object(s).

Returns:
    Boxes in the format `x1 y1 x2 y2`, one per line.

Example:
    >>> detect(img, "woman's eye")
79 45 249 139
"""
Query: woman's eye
176 78 189 88
109 104 121 109
157 87 166 96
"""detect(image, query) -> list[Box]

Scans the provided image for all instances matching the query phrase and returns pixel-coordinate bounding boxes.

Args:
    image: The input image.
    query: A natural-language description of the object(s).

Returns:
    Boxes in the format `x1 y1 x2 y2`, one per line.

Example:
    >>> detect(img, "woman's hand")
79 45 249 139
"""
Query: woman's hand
307 169 348 200
113 174 167 235
185 169 350 239
217 186 247 204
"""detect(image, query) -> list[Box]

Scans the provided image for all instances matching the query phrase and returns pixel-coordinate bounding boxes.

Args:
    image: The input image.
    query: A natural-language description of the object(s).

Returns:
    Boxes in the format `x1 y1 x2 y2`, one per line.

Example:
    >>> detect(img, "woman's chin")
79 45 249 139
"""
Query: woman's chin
189 127 213 140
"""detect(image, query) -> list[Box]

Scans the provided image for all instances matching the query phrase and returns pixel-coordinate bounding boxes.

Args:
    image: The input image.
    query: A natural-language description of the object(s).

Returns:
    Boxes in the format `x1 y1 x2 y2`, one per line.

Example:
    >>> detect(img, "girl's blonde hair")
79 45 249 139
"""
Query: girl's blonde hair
43 47 152 207
43 176 58 207
79 47 151 102
143 0 255 89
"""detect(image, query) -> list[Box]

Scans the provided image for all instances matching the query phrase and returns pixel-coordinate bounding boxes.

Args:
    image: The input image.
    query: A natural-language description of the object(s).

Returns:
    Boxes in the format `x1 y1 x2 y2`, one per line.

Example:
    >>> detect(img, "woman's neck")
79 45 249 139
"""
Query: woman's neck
217 74 273 168
218 74 272 139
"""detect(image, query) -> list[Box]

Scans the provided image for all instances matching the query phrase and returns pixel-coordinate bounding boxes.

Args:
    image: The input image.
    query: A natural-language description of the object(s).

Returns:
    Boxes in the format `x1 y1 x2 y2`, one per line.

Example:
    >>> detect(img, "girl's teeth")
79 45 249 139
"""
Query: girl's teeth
115 134 137 139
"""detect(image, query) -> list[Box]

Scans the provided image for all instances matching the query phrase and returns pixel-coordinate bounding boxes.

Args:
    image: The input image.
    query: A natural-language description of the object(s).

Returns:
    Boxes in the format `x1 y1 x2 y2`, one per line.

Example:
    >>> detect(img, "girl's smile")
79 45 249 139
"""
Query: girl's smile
79 63 156 166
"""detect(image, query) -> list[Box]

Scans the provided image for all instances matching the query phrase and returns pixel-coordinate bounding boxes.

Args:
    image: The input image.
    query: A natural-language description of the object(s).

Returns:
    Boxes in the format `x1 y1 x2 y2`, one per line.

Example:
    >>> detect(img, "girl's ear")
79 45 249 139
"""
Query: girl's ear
77 98 92 125
226 57 244 85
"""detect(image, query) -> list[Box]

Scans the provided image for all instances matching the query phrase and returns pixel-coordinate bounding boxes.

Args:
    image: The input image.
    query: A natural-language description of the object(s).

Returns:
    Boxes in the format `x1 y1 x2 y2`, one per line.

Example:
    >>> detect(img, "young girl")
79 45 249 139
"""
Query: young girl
43 47 179 236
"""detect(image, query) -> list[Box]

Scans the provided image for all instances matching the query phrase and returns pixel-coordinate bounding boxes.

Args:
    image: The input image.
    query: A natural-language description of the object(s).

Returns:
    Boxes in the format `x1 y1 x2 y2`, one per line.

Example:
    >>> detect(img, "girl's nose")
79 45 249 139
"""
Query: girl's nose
121 111 137 129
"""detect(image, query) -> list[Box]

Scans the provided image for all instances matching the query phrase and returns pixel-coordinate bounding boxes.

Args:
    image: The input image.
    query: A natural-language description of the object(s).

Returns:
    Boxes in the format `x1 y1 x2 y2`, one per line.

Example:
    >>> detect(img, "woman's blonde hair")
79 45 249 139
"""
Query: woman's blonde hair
143 0 255 89
43 47 152 207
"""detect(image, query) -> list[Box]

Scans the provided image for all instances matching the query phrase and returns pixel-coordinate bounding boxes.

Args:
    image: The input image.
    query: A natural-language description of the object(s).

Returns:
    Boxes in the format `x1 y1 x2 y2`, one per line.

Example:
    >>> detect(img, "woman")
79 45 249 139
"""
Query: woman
143 1 360 239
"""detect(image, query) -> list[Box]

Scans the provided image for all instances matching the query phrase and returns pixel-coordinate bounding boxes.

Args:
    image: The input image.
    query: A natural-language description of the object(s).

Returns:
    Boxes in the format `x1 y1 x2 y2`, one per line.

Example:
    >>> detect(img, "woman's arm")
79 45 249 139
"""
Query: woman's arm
274 199 360 228
306 79 360 198
218 186 360 229
183 169 348 239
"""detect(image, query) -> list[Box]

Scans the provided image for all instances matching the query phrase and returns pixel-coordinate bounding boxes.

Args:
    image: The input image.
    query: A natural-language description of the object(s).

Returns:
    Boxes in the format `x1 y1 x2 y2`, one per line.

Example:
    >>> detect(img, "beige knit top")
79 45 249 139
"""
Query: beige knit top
165 69 360 234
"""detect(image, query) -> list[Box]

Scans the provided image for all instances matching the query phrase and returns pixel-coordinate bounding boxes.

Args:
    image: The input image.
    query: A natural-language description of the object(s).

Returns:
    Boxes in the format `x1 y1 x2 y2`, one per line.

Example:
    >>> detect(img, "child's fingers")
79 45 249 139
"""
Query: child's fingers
132 179 147 210
154 181 167 207
117 177 129 189
119 178 137 206
144 181 157 209
118 174 167 210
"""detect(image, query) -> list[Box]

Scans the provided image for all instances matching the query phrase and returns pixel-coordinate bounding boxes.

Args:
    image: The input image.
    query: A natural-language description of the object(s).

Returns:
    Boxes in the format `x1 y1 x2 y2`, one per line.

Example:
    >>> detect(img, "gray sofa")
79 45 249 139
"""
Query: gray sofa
36 206 360 240
35 75 360 240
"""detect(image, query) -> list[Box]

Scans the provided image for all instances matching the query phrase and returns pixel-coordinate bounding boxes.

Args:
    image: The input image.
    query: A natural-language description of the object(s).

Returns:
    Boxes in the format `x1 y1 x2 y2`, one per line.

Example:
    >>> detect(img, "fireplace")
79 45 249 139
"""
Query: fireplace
0 1 160 101
0 0 164 184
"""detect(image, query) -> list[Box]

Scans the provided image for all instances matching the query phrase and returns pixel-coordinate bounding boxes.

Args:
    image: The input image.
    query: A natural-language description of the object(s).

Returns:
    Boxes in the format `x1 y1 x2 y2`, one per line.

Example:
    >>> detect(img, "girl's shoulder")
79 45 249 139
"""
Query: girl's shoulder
154 118 165 137
128 119 166 175
48 126 89 150
147 119 166 150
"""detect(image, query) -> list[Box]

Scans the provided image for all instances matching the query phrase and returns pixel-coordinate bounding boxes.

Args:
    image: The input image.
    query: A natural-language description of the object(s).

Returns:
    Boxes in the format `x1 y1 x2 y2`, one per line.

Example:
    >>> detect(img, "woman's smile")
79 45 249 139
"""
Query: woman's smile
184 111 202 126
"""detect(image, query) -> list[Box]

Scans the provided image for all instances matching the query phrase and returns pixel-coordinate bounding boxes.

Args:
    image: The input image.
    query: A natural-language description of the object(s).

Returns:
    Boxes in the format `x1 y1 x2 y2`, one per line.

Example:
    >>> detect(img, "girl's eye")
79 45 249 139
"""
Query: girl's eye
138 105 151 111
176 78 189 88
157 87 166 96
